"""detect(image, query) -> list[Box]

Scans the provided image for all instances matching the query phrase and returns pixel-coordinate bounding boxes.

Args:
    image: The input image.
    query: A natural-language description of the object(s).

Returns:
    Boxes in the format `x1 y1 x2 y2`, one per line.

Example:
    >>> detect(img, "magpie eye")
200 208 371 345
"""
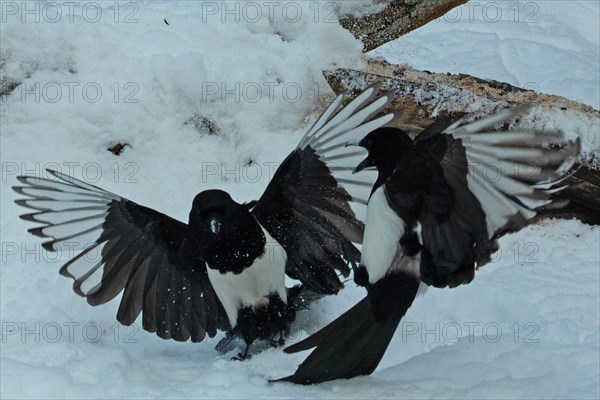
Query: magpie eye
367 138 373 146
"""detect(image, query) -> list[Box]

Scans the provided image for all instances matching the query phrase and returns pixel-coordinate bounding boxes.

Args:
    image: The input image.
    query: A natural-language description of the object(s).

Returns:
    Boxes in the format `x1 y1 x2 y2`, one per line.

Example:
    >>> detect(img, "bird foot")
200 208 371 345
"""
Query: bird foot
231 352 252 361
269 337 285 348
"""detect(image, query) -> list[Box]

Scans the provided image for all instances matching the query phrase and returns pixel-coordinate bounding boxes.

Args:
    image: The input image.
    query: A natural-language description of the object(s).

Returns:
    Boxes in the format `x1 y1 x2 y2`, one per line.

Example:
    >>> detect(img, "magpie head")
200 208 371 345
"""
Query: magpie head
349 127 412 174
189 189 266 273
189 190 240 236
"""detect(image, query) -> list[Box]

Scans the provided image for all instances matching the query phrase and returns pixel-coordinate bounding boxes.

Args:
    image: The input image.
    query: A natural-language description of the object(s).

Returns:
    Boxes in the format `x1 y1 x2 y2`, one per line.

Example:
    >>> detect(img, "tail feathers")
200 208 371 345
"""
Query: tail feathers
278 297 400 385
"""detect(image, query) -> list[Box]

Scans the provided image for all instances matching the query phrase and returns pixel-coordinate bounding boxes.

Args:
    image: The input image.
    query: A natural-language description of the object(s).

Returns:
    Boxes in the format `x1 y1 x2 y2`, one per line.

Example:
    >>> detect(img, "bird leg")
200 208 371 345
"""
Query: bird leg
231 342 252 361
269 330 285 348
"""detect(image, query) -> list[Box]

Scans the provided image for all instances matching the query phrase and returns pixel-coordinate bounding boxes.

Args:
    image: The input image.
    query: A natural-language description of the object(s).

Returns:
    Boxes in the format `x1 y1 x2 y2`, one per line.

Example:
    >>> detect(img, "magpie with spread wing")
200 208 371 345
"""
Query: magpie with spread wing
280 105 581 383
12 85 399 360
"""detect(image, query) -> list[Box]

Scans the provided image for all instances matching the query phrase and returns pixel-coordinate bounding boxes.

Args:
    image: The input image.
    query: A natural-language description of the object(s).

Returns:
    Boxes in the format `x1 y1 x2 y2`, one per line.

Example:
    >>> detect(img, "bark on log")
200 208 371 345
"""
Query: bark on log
340 0 468 52
322 60 600 225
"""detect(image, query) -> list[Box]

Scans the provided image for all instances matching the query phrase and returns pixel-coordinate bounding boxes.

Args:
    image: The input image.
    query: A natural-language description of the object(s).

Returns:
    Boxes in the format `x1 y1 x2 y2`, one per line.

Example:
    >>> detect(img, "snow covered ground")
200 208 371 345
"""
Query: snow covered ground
1 1 598 398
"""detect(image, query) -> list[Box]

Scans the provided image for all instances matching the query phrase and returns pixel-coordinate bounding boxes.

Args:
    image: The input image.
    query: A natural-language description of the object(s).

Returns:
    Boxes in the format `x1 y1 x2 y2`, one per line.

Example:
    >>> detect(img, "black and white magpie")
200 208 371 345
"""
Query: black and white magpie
12 85 399 360
280 105 581 383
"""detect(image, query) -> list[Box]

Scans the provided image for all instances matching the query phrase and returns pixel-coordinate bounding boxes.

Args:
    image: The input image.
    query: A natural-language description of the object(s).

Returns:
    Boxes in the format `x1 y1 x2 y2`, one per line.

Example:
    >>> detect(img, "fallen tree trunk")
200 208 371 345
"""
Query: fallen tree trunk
340 0 468 52
322 60 600 225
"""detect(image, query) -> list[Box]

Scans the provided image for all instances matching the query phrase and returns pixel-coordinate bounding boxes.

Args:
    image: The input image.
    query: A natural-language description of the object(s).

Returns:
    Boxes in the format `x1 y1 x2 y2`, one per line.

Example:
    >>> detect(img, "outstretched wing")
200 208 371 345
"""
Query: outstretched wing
13 170 230 342
413 105 581 288
252 85 399 294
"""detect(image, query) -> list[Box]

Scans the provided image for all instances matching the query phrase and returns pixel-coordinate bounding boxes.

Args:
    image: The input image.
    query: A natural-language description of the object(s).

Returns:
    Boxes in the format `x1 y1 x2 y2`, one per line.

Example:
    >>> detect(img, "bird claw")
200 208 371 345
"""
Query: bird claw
231 352 252 361
269 337 285 348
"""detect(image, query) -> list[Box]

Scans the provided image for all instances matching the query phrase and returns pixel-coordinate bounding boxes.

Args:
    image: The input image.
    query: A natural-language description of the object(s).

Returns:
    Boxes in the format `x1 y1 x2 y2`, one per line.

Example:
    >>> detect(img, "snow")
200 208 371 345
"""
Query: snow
1 1 598 399
370 0 600 110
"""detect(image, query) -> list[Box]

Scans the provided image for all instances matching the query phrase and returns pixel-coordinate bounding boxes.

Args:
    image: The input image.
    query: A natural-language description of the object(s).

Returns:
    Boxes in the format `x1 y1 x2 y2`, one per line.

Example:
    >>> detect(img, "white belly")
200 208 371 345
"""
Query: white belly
362 186 407 284
207 225 288 327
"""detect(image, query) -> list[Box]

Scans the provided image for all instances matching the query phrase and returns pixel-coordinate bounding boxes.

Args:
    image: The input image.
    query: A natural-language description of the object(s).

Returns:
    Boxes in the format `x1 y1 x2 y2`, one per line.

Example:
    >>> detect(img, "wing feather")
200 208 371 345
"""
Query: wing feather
13 169 229 342
414 107 580 287
253 85 398 293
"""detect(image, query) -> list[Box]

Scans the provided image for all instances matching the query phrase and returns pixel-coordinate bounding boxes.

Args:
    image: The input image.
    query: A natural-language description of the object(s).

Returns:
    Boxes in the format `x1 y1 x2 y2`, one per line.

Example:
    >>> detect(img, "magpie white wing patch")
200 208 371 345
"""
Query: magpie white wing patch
444 105 581 238
14 172 114 257
60 242 107 295
14 172 125 294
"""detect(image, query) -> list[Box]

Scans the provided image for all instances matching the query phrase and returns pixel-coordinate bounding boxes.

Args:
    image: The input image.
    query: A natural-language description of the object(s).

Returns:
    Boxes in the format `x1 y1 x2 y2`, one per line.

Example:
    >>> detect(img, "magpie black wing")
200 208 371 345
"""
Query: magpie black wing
13 170 230 342
252 85 400 294
411 106 581 288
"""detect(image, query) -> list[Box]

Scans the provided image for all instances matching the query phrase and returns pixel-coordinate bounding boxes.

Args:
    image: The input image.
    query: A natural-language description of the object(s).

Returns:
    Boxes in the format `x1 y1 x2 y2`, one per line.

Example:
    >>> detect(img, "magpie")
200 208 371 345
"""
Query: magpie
279 104 581 383
12 85 399 360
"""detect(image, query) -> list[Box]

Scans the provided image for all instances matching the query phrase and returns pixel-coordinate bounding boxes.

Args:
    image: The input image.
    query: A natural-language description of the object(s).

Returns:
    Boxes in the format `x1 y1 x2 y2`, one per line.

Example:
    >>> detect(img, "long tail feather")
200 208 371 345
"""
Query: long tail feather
278 297 400 384
278 272 420 385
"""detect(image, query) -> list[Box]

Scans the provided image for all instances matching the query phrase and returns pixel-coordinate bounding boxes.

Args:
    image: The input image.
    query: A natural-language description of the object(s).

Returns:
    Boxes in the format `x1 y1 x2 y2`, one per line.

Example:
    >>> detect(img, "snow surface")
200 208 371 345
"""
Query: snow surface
1 1 598 399
371 0 600 110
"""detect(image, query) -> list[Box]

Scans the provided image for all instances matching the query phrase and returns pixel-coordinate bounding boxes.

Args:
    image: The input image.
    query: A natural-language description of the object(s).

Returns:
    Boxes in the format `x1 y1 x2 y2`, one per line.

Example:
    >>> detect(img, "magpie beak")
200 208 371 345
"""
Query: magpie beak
352 157 374 174
210 216 222 234
345 141 373 174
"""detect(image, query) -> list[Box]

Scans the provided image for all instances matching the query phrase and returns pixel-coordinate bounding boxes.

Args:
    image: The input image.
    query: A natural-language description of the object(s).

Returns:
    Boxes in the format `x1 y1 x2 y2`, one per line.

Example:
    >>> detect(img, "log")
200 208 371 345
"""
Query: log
339 0 468 52
322 60 600 225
